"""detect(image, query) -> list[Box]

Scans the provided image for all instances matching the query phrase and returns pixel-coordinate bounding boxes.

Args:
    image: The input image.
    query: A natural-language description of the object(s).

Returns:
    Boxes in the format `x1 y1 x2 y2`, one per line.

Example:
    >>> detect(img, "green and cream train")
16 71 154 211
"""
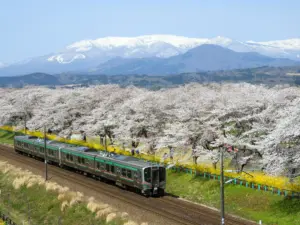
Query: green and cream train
14 135 166 196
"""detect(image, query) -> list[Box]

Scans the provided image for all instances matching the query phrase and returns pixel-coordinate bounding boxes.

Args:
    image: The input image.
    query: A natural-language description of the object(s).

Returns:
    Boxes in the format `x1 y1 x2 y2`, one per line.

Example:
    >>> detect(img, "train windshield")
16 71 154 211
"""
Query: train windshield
144 167 166 183
144 168 151 183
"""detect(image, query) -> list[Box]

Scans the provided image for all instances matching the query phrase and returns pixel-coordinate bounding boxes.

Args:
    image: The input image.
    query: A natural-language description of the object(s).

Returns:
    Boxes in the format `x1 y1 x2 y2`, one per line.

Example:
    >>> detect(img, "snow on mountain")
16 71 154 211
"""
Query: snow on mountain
247 38 300 50
47 53 86 64
66 35 210 52
50 35 300 64
242 38 300 60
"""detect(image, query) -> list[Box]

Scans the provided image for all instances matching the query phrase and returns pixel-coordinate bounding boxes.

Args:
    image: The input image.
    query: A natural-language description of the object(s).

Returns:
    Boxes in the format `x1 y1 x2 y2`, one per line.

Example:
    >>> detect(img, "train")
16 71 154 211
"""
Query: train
13 135 166 197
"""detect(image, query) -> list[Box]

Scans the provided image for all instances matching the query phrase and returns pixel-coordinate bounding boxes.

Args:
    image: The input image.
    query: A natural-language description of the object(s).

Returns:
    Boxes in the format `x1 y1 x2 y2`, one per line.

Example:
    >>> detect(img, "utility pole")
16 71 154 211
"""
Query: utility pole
44 126 48 181
104 135 107 152
220 148 225 225
24 114 27 135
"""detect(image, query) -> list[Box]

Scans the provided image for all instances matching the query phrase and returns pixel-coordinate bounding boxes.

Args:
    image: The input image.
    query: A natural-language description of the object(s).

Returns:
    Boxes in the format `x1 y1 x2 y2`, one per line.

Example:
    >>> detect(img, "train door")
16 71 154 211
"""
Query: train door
133 170 141 188
151 168 160 191
148 165 159 195
115 166 122 187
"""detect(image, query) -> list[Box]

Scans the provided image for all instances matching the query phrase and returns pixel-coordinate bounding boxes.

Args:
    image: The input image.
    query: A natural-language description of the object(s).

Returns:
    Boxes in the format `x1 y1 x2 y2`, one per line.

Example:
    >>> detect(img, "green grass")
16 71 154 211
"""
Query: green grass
0 130 16 145
0 173 123 225
166 171 300 225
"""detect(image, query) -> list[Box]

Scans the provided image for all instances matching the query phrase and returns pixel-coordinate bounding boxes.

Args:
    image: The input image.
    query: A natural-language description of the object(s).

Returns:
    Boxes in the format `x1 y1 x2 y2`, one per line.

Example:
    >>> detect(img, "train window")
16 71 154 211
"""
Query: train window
106 164 110 171
97 162 100 170
134 171 142 180
127 170 132 179
144 168 151 183
122 168 126 177
77 157 85 164
40 147 44 153
66 154 73 161
101 163 105 170
111 165 115 173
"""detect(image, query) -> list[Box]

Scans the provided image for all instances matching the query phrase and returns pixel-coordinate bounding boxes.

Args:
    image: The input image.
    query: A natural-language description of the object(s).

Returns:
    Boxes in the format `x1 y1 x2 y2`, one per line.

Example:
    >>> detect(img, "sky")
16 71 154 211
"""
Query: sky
0 0 299 63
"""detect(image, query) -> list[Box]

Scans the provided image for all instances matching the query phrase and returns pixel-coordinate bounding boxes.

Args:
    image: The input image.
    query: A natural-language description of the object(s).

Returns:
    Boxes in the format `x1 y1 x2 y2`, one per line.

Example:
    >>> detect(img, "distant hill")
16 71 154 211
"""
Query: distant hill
1 66 300 89
94 45 298 75
0 73 61 88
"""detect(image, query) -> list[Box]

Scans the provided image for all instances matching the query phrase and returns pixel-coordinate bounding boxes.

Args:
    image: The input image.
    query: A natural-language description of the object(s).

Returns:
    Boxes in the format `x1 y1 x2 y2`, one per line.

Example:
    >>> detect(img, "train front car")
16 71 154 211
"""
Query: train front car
142 165 166 197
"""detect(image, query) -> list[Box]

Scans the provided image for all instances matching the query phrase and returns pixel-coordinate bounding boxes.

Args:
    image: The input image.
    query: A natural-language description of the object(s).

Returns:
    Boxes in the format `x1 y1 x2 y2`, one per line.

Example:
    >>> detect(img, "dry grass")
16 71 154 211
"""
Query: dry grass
96 207 114 218
106 213 117 223
61 201 69 212
123 221 138 225
87 197 109 213
121 212 129 220
0 160 142 225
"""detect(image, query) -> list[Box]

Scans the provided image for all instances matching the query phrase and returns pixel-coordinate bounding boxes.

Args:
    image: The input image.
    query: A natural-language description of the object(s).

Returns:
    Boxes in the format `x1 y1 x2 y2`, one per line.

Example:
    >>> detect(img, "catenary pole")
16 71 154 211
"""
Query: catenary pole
44 126 48 181
105 135 107 152
24 114 27 134
220 148 225 225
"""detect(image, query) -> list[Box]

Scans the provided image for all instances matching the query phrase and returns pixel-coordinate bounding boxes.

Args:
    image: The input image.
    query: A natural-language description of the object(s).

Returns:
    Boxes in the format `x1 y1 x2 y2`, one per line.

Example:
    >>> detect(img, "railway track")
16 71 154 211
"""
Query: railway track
0 145 255 225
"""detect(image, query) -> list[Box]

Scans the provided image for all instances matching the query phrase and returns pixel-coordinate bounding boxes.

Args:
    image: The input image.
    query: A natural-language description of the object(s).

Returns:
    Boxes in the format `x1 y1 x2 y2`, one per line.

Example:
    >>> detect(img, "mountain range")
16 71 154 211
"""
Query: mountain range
94 45 297 75
1 35 300 76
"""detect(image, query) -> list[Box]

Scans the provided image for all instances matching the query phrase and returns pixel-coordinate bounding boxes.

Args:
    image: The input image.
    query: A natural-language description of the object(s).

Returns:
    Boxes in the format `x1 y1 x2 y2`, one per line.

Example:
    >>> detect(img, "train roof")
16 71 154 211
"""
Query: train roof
14 135 161 169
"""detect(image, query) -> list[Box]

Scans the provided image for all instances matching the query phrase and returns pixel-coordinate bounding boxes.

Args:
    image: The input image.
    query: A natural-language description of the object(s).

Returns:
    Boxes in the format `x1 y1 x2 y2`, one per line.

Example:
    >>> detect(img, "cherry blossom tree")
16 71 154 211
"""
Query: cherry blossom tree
0 83 300 176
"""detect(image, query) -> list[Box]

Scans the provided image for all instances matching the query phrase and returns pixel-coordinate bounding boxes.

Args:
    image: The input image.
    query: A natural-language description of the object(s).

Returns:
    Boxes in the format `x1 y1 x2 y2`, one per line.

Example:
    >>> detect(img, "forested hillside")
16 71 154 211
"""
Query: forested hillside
1 66 300 88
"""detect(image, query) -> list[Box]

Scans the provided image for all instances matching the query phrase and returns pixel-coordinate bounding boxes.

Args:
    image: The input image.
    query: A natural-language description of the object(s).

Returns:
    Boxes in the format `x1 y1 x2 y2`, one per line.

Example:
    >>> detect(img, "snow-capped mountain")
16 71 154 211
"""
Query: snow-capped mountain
53 35 300 63
1 35 300 76
50 35 236 64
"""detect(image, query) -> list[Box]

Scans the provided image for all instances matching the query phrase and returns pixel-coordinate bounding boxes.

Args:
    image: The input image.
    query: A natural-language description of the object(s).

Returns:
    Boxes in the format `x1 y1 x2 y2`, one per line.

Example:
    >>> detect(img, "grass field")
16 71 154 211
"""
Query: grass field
166 171 300 225
0 130 16 145
0 168 126 225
